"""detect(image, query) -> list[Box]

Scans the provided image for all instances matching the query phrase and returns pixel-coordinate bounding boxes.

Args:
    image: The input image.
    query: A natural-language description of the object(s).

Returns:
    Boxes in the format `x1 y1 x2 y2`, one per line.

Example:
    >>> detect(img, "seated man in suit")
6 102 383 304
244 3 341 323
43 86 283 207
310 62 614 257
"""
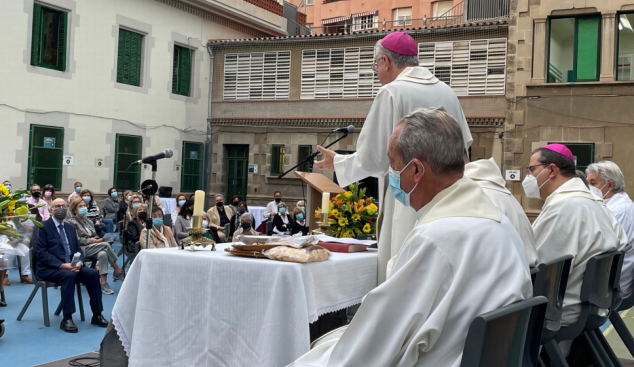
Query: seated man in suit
34 198 108 333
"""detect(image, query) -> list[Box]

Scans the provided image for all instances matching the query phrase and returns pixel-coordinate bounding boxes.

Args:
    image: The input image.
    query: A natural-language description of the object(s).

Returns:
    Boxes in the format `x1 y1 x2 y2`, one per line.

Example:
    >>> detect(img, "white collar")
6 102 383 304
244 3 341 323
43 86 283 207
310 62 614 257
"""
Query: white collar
393 66 439 85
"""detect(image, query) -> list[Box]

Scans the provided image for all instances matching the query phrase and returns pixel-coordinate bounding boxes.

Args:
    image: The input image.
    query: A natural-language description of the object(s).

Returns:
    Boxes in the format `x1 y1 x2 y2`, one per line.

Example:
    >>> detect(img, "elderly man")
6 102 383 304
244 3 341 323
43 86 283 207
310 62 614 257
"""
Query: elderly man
263 191 282 219
525 145 619 327
586 161 634 297
289 108 531 367
465 158 539 267
207 194 234 242
34 198 108 332
314 32 472 283
68 181 83 203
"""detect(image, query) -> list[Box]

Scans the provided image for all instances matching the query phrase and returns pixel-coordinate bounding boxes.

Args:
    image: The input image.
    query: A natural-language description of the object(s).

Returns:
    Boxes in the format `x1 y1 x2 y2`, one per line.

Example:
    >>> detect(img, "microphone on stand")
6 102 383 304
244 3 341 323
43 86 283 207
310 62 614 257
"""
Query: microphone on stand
331 125 355 134
131 149 174 165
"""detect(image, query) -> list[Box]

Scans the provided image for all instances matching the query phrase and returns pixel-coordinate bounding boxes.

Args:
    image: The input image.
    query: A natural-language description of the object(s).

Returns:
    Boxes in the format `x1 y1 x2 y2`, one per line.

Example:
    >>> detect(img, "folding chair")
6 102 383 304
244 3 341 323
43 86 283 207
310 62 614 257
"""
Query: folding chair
608 289 634 358
460 296 548 367
547 251 623 367
266 220 273 236
17 248 85 327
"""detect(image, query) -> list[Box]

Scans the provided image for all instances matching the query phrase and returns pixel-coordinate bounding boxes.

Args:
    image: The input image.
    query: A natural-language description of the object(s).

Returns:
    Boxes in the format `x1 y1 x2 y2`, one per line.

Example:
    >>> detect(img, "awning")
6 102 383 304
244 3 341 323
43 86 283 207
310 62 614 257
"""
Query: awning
351 10 378 18
321 15 351 25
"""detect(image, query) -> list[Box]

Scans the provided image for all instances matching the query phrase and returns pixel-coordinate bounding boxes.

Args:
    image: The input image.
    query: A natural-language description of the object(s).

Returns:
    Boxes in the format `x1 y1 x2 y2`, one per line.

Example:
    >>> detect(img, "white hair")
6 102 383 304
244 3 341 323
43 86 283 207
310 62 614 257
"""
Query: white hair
374 41 419 68
214 194 223 200
240 213 254 224
586 161 625 193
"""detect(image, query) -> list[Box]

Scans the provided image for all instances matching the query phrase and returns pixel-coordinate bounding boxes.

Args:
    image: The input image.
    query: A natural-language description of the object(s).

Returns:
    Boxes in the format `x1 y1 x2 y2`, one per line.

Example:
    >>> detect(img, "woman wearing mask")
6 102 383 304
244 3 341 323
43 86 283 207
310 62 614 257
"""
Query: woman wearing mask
229 201 248 238
173 199 194 240
103 187 119 233
172 193 188 220
125 194 143 227
140 207 178 249
232 213 259 241
125 203 147 246
228 196 240 215
272 202 291 235
42 184 57 209
118 190 133 223
80 189 105 237
296 200 306 212
66 198 124 295
290 207 309 235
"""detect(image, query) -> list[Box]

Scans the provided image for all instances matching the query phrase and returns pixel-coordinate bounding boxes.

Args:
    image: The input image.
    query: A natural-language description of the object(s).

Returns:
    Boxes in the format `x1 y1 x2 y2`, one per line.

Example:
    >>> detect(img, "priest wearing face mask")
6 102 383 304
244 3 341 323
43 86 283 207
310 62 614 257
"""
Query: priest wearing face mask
525 144 620 328
140 207 178 249
207 194 234 243
27 184 50 221
586 161 634 298
289 107 531 367
232 213 258 242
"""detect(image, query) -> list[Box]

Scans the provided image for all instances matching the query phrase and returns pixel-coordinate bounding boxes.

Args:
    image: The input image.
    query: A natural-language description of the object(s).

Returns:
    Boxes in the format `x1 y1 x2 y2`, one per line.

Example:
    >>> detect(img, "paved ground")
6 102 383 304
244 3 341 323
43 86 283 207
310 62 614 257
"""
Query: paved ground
605 308 634 361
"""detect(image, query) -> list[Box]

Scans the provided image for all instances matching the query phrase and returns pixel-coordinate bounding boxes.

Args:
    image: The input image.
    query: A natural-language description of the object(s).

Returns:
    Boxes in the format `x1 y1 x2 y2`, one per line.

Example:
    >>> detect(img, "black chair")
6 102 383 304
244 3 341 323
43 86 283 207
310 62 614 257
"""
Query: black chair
266 220 273 236
17 248 85 327
163 214 173 229
608 290 634 358
531 255 573 367
547 251 623 367
461 296 548 367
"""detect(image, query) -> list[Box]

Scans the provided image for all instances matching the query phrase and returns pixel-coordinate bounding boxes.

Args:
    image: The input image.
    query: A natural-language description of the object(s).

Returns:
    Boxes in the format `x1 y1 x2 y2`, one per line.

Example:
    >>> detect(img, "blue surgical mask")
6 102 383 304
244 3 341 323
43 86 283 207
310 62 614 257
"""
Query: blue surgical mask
279 208 286 215
76 187 83 193
111 192 118 198
388 160 421 207
152 218 163 227
83 196 91 203
5 185 11 191
296 213 304 221
178 200 186 207
133 203 139 209
78 207 88 216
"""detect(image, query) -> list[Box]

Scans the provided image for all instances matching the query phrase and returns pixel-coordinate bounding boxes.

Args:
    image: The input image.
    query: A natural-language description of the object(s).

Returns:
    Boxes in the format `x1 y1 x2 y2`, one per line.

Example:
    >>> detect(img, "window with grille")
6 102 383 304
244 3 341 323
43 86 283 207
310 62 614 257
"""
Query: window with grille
114 134 142 191
223 51 291 100
31 3 68 71
181 141 204 191
392 7 412 26
301 47 381 99
270 145 285 175
297 145 313 172
173 45 192 96
352 15 378 31
28 125 64 190
418 38 507 96
116 29 143 86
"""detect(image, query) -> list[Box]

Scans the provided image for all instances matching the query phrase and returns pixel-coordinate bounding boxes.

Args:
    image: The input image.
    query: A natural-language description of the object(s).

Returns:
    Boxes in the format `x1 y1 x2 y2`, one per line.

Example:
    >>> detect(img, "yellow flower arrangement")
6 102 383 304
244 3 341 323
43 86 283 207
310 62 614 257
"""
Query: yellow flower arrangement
351 213 360 221
363 223 372 233
0 185 43 238
325 182 378 238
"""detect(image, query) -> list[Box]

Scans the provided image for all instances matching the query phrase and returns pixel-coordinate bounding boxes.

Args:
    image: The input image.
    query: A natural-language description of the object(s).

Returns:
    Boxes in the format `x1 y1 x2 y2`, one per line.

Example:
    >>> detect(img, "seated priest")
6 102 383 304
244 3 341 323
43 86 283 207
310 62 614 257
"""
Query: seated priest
525 144 620 329
288 107 532 367
465 157 539 267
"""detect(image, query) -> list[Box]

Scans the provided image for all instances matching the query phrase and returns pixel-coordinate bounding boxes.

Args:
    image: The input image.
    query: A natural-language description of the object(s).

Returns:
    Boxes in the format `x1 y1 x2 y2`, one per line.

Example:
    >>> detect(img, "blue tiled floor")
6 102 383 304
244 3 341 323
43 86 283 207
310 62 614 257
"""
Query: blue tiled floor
0 242 125 367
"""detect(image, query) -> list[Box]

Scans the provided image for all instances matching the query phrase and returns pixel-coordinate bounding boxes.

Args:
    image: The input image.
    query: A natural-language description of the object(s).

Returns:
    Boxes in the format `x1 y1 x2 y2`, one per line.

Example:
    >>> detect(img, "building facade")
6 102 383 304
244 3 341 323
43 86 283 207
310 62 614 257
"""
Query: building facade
0 0 286 201
207 18 510 206
505 0 634 219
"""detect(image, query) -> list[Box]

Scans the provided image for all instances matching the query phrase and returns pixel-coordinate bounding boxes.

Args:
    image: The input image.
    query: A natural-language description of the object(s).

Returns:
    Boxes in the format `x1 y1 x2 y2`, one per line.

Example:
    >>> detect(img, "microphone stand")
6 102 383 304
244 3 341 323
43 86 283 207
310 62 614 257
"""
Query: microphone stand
277 132 349 179
144 162 157 250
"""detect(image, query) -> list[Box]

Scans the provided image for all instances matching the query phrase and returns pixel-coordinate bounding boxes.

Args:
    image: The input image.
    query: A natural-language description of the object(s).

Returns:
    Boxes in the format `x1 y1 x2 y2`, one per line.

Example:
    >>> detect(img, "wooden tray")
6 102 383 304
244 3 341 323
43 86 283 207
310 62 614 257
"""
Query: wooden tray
231 244 279 252
224 247 269 259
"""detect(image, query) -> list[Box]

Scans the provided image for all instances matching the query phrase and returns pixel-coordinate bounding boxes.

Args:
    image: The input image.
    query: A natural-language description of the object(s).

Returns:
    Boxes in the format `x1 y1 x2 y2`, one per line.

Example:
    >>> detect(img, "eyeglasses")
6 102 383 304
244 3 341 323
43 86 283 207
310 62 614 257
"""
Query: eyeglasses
371 58 381 73
525 163 547 176
52 204 68 209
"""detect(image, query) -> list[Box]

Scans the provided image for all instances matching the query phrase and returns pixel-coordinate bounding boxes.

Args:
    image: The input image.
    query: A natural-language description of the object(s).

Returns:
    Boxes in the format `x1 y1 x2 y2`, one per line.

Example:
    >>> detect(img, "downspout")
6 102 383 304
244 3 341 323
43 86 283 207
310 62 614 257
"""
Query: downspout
205 43 214 210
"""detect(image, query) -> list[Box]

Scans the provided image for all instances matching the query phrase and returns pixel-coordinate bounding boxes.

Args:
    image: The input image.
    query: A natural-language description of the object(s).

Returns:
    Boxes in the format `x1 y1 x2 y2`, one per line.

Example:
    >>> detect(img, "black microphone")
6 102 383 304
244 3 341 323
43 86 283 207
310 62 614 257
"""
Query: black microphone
332 125 355 134
132 149 174 165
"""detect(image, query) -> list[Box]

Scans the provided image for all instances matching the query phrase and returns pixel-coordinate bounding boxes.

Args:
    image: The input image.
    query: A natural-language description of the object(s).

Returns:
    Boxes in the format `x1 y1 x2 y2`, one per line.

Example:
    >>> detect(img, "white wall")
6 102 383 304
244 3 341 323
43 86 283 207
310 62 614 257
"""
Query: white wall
0 0 260 194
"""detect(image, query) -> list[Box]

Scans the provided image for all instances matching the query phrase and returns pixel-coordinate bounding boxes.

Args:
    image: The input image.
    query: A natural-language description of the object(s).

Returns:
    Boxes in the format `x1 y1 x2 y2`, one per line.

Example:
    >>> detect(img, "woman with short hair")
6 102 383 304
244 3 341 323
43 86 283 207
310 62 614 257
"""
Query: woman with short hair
272 202 291 235
173 199 194 240
140 207 178 249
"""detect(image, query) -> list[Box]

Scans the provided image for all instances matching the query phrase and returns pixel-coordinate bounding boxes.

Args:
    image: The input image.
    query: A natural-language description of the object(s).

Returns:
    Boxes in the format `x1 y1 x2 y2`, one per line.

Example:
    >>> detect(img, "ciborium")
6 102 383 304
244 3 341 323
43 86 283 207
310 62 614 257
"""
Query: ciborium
179 215 216 252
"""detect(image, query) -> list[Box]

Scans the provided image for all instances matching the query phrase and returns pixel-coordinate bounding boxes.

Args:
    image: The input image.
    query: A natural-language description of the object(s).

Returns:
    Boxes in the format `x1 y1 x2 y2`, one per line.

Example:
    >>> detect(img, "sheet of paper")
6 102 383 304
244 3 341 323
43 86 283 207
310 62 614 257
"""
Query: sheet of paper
313 234 377 246
102 233 119 243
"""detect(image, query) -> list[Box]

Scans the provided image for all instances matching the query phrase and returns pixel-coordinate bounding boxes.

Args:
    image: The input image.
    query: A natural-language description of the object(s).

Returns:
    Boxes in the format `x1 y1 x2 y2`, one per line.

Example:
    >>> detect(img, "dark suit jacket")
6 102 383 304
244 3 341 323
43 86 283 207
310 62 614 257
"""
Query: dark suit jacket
35 218 85 280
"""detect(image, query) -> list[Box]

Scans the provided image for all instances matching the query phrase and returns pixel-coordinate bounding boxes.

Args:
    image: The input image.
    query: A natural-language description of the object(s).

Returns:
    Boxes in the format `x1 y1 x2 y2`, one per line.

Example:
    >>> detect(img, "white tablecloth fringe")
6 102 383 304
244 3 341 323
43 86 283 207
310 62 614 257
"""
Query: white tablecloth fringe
112 307 132 357
309 297 363 324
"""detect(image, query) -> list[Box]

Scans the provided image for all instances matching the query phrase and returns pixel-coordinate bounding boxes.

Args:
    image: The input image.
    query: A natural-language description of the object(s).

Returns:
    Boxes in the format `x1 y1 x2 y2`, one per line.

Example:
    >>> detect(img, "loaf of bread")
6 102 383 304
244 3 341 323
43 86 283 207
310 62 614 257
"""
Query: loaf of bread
264 245 330 263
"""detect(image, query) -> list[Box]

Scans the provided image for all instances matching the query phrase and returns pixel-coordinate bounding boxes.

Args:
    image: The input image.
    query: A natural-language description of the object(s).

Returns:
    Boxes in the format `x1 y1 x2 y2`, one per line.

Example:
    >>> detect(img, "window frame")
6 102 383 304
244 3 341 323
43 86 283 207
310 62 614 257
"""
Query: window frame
352 15 378 32
181 141 204 192
116 28 144 87
31 3 68 71
223 51 291 100
113 134 143 191
305 0 314 5
547 14 602 83
297 145 313 172
270 145 286 176
393 7 413 26
27 124 64 190
548 142 595 170
616 11 634 81
172 44 193 96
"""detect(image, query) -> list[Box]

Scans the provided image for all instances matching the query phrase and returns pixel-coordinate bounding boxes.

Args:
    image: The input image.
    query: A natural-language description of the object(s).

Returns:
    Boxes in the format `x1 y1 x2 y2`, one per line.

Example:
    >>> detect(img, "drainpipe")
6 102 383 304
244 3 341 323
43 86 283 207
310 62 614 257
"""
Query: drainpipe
205 44 214 210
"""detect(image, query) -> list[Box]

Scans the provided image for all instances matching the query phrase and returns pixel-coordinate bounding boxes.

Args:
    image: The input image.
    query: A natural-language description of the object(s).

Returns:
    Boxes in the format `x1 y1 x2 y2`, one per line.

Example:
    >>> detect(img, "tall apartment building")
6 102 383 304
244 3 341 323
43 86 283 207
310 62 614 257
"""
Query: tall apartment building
0 0 286 200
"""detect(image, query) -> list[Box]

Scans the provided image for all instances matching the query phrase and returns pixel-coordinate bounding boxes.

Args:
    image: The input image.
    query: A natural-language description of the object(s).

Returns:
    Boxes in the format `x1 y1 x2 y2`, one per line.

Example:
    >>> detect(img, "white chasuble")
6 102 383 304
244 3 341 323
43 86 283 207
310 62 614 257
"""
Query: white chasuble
333 67 472 284
288 177 532 367
465 158 539 267
532 178 620 326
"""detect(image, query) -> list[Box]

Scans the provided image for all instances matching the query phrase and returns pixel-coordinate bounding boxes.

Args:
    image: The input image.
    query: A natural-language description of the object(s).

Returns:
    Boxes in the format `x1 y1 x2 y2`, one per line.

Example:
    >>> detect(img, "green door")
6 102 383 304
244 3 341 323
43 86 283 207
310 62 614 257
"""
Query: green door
28 124 64 190
225 145 248 201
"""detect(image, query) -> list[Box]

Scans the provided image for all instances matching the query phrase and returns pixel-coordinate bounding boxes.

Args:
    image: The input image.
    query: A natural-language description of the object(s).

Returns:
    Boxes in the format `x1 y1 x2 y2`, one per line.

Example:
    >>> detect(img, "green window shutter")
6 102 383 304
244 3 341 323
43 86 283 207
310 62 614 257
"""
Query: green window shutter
179 48 192 96
31 4 41 65
114 134 142 190
271 145 285 175
575 17 600 81
56 10 67 71
28 125 64 190
298 145 312 172
172 47 179 93
117 29 143 86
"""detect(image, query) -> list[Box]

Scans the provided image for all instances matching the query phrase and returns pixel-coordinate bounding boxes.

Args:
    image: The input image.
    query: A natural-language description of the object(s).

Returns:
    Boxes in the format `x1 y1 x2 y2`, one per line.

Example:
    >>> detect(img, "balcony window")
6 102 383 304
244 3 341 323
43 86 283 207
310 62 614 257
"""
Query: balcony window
618 12 634 81
393 7 412 26
352 14 378 31
433 1 454 18
548 16 600 83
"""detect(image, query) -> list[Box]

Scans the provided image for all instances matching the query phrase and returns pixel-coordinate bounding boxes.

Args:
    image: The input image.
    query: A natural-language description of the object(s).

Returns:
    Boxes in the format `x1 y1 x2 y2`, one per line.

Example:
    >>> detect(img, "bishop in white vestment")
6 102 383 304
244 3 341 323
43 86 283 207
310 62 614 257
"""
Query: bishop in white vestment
314 32 472 283
465 158 539 267
290 108 531 367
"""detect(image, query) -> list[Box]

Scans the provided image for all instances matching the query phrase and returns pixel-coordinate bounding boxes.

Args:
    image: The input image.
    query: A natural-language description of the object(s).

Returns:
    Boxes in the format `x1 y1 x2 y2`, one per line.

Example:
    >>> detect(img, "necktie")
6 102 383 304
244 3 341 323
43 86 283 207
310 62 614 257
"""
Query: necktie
58 224 71 263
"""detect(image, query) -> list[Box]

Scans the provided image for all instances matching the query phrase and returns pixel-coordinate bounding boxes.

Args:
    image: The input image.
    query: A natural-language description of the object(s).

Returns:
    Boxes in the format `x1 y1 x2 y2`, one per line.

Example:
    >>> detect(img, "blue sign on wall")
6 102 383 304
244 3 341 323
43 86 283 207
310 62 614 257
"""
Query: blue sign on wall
43 137 56 148
190 151 198 159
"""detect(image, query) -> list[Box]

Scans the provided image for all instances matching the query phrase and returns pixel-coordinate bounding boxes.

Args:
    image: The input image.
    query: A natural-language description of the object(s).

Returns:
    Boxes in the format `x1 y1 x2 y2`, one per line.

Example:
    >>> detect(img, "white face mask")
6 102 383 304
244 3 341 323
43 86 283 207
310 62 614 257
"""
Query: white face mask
202 220 209 228
598 182 610 199
522 166 550 199
589 186 603 200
